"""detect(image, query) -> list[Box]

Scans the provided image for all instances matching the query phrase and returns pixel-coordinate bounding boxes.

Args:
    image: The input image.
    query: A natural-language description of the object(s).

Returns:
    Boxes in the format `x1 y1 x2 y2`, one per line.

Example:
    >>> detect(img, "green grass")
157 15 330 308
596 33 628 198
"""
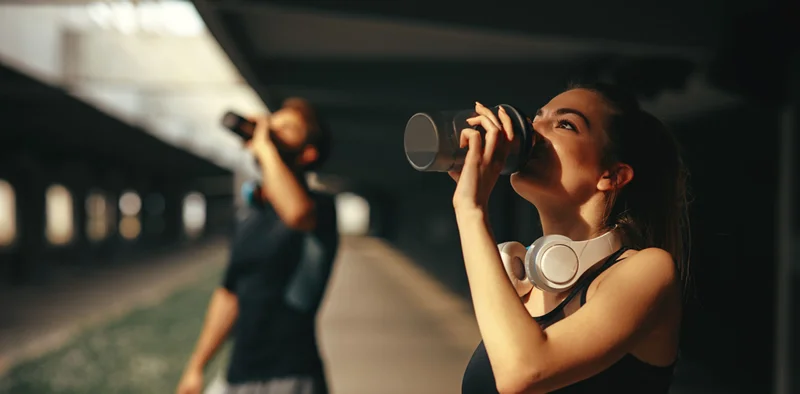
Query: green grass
0 266 232 394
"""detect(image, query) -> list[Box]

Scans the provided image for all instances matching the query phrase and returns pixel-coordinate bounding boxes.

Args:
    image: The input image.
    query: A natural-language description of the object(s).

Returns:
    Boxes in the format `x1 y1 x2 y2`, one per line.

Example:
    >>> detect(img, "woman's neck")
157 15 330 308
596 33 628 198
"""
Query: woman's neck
537 199 606 241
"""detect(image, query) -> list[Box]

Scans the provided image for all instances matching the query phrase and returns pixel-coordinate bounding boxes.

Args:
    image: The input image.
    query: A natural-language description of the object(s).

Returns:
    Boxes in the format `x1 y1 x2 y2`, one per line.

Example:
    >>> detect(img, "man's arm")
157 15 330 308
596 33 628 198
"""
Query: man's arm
248 116 316 231
256 151 316 231
178 288 239 393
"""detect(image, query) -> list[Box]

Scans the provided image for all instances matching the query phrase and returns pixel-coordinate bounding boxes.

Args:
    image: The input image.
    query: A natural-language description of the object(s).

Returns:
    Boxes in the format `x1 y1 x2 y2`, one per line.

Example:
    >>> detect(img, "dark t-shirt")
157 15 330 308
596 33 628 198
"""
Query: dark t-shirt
222 191 339 384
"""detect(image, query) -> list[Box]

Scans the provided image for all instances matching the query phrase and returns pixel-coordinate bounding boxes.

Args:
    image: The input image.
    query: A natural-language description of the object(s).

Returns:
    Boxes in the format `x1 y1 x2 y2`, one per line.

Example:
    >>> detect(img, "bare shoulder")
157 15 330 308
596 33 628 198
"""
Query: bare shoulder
601 247 677 295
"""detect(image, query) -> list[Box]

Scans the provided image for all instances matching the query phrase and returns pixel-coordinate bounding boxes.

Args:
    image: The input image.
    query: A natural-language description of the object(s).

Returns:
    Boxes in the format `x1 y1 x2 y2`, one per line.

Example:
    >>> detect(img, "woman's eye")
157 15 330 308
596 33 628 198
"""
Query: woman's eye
557 119 576 131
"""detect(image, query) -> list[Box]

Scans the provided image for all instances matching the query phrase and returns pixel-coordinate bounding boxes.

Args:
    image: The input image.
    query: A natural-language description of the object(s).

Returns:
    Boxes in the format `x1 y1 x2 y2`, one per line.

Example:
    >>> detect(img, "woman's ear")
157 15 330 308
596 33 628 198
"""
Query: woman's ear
597 163 634 191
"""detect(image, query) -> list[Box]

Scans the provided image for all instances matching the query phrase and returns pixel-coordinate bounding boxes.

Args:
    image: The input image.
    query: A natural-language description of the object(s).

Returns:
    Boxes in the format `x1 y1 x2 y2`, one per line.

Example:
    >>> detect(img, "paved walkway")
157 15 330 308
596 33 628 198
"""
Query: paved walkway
205 236 482 394
317 237 480 394
0 239 229 376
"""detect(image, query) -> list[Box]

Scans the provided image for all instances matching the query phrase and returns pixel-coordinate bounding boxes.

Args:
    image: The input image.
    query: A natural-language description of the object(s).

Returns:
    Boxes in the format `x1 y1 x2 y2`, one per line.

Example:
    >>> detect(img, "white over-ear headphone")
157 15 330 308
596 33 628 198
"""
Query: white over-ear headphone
499 230 622 296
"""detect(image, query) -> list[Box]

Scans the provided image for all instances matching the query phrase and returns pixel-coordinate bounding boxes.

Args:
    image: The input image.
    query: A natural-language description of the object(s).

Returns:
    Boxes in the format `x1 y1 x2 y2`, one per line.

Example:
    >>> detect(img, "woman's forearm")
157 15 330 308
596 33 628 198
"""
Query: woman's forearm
456 208 547 386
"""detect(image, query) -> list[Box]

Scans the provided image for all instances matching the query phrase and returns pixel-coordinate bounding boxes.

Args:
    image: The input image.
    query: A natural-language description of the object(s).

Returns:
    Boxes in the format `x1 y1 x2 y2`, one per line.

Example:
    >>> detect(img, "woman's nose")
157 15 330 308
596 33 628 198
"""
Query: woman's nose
531 117 548 135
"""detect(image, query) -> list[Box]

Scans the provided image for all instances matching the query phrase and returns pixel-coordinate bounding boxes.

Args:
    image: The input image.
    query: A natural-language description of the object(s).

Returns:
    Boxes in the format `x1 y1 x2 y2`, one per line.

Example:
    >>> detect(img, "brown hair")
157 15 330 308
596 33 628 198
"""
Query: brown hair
281 97 331 170
568 82 692 298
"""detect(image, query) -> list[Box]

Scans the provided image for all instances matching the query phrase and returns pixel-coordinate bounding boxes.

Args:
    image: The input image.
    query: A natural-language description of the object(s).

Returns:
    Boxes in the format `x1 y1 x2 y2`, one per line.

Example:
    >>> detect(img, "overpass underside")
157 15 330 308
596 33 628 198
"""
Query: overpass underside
0 62 235 285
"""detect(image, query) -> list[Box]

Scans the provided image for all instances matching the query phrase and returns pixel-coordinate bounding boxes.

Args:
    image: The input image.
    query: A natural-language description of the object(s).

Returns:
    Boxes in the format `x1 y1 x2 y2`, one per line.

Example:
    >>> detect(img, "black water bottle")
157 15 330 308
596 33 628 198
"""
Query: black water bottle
222 111 256 140
403 104 535 175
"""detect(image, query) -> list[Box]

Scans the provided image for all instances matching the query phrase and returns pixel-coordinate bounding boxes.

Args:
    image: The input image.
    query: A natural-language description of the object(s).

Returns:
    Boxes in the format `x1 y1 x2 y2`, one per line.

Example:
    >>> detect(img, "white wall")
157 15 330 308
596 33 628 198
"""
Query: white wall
0 1 267 174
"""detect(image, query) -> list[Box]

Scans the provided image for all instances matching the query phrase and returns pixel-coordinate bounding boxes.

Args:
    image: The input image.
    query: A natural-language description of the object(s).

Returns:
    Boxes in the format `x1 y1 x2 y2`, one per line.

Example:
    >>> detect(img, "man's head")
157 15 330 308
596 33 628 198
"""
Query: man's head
267 97 331 171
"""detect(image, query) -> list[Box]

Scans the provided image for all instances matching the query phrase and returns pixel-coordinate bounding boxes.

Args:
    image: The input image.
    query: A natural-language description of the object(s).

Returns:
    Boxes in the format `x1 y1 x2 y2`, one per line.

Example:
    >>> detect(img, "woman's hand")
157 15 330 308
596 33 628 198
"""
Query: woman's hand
450 102 516 213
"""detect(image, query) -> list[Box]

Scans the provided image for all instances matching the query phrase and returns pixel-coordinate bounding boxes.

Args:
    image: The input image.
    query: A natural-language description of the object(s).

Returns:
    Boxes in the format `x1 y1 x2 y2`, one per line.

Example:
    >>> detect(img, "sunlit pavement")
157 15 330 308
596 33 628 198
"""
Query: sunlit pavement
320 237 481 394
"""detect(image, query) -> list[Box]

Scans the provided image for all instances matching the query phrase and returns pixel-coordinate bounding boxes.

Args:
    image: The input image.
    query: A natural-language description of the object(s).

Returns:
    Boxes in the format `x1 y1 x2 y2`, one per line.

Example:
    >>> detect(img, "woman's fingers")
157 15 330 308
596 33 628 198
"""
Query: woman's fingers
456 103 518 178
459 128 483 180
459 128 482 162
448 171 460 182
466 115 505 166
474 102 501 130
496 106 515 141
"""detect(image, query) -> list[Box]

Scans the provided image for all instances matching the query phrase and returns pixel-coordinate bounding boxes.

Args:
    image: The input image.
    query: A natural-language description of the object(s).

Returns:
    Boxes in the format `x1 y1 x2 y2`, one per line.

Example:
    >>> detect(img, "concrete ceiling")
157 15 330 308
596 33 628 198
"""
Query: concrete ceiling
191 0 769 191
0 1 250 180
0 62 229 179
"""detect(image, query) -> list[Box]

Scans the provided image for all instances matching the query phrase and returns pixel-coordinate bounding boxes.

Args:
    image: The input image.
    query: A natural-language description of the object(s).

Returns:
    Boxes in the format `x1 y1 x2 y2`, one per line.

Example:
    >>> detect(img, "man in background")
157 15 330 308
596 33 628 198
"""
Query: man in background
177 98 339 394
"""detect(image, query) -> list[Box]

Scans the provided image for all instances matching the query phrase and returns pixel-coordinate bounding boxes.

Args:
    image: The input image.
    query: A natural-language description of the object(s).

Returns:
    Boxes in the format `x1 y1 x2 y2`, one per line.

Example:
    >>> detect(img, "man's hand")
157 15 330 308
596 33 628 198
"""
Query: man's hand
245 115 279 160
242 113 317 231
176 368 203 394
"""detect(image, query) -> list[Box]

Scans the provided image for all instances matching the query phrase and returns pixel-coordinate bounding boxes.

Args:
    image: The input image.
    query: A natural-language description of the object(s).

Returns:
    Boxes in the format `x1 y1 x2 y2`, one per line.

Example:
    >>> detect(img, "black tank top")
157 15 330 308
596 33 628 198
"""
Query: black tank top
461 247 676 393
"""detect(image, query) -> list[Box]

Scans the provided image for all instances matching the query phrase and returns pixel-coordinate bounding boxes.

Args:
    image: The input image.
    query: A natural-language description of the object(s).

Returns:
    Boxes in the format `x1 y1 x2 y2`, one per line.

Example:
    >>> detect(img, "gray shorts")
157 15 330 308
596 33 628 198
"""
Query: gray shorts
223 376 328 394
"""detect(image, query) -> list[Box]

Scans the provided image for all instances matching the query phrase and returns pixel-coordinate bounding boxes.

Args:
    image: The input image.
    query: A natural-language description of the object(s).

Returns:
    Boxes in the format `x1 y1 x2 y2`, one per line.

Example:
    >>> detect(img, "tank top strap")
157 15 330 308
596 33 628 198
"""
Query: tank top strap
533 247 629 325
532 278 584 325
579 246 630 306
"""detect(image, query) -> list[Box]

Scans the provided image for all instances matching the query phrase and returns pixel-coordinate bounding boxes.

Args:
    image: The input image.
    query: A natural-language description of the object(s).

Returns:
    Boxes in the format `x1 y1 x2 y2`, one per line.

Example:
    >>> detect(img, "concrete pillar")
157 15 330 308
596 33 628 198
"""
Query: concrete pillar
62 161 93 268
166 177 204 246
142 175 167 251
333 183 392 239
792 51 800 394
0 156 21 287
80 161 112 267
363 188 397 239
161 181 186 246
133 175 166 252
10 152 48 284
141 187 169 250
774 49 799 394
200 175 235 238
96 167 127 263
115 175 149 260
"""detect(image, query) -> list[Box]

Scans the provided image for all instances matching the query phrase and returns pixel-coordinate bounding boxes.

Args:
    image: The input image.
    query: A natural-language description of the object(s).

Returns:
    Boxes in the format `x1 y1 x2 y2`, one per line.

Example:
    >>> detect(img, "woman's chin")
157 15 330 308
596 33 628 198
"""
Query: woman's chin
510 172 539 197
510 170 558 204
510 168 542 185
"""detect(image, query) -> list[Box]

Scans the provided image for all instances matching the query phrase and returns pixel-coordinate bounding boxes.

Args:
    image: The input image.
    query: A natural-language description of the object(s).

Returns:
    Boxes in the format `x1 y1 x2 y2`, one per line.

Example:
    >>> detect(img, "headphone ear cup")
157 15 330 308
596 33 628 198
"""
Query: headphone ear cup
498 242 533 297
524 236 548 291
525 234 578 293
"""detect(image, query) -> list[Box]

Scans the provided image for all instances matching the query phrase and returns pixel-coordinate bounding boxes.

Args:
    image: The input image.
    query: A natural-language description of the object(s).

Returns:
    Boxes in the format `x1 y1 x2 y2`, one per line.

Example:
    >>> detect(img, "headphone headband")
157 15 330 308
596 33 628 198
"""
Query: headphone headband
499 229 622 296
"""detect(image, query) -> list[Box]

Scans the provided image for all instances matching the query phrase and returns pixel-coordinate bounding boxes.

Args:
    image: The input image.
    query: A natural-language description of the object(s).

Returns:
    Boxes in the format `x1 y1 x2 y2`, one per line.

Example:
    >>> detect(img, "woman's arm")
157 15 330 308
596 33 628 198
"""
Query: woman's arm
456 208 676 394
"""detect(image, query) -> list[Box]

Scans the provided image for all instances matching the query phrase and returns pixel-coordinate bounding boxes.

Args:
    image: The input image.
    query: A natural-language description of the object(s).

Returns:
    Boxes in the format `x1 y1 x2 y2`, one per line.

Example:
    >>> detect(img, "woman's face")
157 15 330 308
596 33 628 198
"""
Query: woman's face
510 88 612 207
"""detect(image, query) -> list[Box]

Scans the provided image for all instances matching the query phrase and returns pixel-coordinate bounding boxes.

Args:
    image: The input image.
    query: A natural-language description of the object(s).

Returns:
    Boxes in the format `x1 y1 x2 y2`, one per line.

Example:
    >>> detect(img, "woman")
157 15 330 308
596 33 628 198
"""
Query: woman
454 83 689 393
